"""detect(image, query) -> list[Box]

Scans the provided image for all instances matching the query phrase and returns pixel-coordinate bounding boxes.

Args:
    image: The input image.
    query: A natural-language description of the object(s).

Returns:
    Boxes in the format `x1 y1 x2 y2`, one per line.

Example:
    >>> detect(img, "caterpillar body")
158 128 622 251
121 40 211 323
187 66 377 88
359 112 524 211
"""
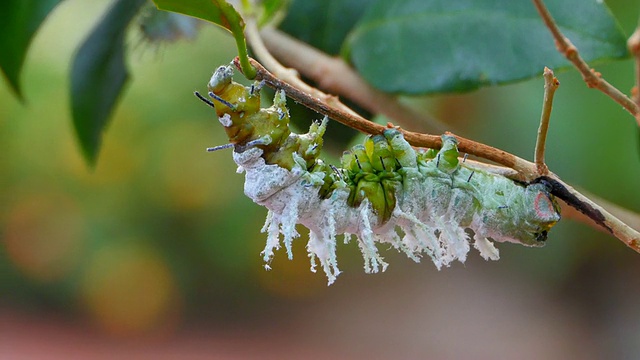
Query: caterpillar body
203 65 561 284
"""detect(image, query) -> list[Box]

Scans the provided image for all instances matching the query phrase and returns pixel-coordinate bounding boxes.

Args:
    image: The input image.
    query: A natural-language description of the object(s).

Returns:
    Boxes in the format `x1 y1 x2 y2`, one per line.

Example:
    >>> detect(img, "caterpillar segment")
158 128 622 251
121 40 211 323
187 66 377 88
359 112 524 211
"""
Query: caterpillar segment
205 65 561 284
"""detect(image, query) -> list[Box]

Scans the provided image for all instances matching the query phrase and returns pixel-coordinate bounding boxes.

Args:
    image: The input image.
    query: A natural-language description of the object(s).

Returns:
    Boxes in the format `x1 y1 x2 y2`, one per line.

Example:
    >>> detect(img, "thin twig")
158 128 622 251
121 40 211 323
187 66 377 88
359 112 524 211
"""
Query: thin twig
532 0 640 124
534 67 559 175
541 176 640 252
233 57 640 254
559 188 640 236
236 57 537 180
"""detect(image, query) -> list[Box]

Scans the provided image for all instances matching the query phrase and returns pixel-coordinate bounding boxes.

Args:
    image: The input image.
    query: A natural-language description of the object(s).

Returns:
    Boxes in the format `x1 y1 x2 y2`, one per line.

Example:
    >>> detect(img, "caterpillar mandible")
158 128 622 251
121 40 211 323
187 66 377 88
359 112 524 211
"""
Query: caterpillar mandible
199 64 561 284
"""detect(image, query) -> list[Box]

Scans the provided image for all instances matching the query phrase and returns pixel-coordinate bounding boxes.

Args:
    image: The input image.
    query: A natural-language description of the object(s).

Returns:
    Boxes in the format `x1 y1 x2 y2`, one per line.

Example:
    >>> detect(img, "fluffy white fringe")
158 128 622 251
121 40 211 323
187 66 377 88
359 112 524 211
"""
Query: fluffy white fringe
234 147 500 285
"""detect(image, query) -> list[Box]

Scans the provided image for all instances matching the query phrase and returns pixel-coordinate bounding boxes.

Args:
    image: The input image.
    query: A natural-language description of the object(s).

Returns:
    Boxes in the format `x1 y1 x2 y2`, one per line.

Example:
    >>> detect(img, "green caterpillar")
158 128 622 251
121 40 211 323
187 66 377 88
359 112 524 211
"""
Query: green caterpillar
200 65 561 284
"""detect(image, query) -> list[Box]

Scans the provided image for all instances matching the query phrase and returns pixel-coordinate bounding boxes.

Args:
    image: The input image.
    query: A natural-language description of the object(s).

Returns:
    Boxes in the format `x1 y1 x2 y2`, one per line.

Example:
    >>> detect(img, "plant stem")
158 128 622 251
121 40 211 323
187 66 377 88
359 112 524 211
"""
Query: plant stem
542 176 640 253
532 0 639 124
237 57 529 173
219 1 255 79
235 57 640 254
534 67 559 175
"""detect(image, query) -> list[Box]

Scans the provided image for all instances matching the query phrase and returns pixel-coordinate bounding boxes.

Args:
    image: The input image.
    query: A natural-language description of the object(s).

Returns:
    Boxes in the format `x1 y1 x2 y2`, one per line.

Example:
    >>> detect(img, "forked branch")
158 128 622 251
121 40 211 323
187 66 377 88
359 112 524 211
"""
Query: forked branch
532 0 640 125
236 57 537 179
229 0 640 256
233 57 640 254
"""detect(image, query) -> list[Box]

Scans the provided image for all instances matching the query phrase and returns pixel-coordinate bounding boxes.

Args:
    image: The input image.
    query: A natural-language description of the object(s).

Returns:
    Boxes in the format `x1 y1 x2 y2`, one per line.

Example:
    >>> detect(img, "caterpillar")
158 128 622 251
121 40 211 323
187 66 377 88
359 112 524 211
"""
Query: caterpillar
198 64 561 284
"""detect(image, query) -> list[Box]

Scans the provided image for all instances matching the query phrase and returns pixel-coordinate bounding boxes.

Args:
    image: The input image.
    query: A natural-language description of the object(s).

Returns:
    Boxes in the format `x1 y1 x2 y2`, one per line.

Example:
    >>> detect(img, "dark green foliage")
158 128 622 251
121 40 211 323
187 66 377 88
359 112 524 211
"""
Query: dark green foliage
70 0 146 165
0 0 64 99
344 0 628 93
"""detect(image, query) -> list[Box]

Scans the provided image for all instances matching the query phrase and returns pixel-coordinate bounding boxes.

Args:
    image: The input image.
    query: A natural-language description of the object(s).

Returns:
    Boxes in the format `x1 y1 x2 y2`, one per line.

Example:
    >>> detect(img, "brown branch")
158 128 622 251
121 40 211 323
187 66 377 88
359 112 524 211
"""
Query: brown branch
540 176 640 252
234 2 640 253
233 57 640 255
559 188 640 236
534 67 559 175
532 0 640 125
237 57 538 180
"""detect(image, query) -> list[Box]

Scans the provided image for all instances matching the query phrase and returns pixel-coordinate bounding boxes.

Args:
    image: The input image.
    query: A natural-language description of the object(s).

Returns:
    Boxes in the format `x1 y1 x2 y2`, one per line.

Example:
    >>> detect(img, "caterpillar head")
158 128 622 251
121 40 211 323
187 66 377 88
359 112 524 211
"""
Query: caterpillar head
482 182 560 247
204 66 330 171
206 65 265 146
524 183 561 244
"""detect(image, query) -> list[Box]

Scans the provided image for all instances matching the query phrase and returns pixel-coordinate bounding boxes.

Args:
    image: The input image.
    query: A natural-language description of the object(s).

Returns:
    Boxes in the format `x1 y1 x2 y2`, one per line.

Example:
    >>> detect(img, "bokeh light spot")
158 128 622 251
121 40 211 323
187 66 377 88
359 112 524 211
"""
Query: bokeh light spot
3 193 86 282
79 242 180 337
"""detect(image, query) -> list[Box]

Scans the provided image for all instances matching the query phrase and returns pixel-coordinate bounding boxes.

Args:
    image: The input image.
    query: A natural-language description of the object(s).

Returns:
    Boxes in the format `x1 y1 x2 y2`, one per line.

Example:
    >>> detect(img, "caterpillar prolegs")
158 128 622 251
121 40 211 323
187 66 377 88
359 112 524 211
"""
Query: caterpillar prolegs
202 64 561 284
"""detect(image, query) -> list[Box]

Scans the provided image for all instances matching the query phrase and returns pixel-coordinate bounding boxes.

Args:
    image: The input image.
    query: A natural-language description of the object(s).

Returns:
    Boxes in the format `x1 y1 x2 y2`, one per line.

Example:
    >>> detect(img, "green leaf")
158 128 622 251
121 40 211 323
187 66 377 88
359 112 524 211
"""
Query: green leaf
152 0 255 78
70 0 146 166
258 0 291 27
0 0 64 100
345 0 629 94
153 0 234 30
279 0 372 55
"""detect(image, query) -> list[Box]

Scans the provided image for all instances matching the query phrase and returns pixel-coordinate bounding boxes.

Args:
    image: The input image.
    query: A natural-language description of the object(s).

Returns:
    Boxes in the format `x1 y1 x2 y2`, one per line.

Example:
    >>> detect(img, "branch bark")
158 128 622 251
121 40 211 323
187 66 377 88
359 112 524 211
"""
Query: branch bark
232 0 640 254
233 57 640 255
532 0 640 125
534 67 559 175
238 57 538 178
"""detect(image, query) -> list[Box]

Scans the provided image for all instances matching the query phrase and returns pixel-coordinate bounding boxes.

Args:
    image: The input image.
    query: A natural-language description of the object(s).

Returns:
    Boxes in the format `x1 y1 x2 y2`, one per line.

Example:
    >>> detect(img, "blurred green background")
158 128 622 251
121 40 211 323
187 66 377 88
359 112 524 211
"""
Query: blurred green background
1 0 640 358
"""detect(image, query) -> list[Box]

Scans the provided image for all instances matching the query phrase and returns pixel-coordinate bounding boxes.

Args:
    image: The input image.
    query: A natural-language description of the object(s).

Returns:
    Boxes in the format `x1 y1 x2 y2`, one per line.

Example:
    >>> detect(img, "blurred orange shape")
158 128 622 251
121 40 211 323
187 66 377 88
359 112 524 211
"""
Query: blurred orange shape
79 242 180 336
3 193 85 282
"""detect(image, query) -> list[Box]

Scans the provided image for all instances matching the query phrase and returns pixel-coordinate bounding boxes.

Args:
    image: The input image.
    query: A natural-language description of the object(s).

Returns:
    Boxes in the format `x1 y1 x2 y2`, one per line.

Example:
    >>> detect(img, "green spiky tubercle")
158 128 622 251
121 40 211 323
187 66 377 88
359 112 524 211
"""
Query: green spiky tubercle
208 65 411 225
207 65 324 171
